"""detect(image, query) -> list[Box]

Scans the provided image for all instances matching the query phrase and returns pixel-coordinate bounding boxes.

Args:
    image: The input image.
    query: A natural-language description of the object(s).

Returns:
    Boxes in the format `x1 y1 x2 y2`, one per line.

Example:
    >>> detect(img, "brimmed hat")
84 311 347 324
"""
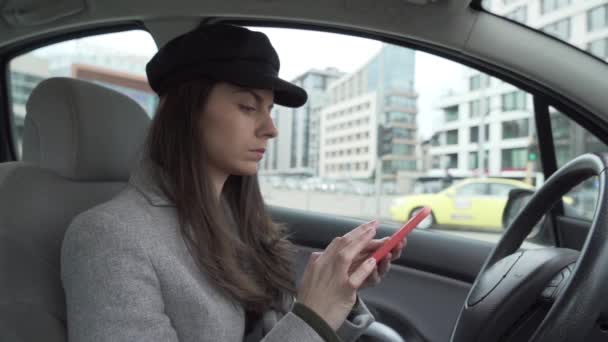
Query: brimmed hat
146 24 307 108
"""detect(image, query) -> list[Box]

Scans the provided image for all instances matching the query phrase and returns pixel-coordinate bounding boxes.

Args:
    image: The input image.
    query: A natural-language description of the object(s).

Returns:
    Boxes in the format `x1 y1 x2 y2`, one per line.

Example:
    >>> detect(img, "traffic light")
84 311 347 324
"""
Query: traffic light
527 142 538 161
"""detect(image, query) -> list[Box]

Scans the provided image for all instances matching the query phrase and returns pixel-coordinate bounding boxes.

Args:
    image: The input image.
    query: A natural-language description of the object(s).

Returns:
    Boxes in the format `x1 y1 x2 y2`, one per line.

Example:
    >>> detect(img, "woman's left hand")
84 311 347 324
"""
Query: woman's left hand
348 236 406 289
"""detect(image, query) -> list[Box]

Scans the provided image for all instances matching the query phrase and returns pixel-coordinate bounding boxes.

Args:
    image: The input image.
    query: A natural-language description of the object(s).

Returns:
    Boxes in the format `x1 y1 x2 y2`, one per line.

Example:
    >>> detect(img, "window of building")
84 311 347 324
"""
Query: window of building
393 127 415 140
505 6 527 23
501 148 527 170
445 105 459 122
542 18 571 41
468 96 491 118
386 95 415 108
470 75 481 91
469 99 481 118
541 0 570 15
446 129 459 145
502 91 527 111
588 38 608 60
431 155 441 169
588 5 608 32
393 143 414 155
446 153 459 169
470 127 479 143
387 111 415 124
502 119 530 139
468 152 479 170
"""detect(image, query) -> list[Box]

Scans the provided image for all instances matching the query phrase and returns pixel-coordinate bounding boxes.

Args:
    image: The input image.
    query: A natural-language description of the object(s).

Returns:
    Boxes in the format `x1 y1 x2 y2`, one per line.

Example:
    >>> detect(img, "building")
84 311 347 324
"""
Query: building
319 44 418 180
428 0 608 179
40 39 150 78
261 68 344 176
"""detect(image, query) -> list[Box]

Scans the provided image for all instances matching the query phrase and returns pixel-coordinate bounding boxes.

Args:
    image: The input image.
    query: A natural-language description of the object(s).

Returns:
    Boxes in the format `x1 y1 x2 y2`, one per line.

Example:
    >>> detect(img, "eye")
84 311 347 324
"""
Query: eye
239 104 256 113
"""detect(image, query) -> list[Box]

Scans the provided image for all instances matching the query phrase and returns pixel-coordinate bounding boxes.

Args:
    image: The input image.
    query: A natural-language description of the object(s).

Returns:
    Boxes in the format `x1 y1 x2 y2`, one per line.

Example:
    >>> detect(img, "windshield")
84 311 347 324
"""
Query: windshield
483 0 608 63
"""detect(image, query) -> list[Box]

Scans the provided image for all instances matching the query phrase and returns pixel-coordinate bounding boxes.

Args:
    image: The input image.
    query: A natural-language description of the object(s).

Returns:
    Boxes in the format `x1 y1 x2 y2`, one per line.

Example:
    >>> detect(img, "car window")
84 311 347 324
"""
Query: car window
550 109 607 221
254 27 543 245
489 183 517 197
8 30 157 158
455 183 488 196
483 0 608 64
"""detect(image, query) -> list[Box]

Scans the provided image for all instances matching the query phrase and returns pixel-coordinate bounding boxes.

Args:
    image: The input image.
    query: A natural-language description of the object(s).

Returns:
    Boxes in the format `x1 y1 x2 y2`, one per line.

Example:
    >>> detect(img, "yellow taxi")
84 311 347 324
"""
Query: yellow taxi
390 178 534 230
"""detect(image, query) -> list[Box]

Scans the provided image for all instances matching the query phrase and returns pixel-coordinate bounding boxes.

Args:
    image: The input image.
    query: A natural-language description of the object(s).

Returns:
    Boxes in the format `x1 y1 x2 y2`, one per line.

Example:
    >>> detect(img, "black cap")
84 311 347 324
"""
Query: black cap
146 24 307 108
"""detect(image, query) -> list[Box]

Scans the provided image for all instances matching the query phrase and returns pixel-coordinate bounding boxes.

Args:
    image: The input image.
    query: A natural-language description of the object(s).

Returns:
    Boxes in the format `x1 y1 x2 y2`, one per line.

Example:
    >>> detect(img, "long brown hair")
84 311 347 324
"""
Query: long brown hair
145 79 295 313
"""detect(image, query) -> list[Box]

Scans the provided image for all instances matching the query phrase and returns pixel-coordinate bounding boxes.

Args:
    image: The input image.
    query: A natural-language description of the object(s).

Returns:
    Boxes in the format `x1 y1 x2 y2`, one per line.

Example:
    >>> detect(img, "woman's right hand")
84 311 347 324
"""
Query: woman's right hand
296 220 379 330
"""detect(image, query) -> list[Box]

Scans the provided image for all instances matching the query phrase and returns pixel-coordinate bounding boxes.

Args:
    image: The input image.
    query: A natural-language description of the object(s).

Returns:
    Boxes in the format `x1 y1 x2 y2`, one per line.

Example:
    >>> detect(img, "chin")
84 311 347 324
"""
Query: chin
230 163 259 176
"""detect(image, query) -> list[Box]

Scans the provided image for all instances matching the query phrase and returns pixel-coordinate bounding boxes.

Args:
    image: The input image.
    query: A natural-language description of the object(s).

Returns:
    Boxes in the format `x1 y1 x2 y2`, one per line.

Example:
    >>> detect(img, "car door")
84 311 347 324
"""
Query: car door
483 182 519 229
446 182 490 229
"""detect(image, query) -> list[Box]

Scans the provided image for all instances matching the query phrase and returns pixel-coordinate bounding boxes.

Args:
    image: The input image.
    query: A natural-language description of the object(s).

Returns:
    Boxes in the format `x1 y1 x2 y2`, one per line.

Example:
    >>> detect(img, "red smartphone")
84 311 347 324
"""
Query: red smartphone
371 206 431 262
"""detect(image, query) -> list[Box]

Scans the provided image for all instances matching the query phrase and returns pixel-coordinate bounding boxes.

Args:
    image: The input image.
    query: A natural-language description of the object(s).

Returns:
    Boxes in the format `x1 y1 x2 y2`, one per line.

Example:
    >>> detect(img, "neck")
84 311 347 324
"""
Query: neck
207 165 228 201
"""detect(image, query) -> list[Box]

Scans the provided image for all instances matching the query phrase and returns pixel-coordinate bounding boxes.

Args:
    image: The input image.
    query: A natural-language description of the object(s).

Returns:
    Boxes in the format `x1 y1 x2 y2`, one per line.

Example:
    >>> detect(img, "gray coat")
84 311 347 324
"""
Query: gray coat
61 162 375 341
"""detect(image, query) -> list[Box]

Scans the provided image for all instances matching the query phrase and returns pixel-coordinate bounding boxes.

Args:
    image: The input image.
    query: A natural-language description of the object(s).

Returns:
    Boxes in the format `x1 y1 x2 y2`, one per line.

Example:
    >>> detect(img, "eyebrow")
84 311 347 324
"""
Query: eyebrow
234 88 274 111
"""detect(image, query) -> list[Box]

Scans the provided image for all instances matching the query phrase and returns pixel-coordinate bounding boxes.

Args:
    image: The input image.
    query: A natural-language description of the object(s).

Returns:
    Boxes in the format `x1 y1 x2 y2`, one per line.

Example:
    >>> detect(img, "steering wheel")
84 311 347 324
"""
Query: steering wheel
450 153 608 341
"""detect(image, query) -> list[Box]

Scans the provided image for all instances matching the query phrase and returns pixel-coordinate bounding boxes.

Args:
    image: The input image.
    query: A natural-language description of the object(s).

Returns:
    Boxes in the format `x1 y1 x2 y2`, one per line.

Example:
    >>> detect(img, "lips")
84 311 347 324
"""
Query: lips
252 148 266 154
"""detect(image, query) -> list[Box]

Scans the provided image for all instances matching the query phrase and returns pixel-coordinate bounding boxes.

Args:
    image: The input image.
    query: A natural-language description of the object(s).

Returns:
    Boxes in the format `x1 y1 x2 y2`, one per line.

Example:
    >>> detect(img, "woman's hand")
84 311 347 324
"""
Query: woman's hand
349 236 406 289
296 220 380 330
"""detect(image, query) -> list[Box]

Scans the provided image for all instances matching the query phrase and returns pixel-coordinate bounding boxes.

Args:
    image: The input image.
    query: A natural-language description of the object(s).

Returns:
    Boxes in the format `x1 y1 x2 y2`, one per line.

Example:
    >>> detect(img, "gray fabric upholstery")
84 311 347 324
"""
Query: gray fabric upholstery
0 78 151 341
22 77 150 181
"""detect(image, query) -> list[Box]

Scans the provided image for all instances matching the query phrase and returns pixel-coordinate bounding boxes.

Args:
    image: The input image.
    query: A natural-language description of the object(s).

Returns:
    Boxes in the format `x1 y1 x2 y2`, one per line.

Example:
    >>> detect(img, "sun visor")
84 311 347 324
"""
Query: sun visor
1 0 85 27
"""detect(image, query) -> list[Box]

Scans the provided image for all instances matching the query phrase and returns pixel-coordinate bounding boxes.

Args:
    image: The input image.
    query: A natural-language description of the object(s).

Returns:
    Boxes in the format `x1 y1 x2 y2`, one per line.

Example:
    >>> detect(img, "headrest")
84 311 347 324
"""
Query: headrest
22 77 152 181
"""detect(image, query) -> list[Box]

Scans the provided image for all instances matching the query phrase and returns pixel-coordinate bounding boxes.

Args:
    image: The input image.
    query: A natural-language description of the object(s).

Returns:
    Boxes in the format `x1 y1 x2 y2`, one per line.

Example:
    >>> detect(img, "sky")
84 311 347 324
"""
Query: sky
73 27 465 139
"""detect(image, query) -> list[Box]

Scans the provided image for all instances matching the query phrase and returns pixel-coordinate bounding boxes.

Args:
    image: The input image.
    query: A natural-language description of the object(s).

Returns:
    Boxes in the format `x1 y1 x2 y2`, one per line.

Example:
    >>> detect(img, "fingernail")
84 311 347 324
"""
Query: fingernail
367 258 376 266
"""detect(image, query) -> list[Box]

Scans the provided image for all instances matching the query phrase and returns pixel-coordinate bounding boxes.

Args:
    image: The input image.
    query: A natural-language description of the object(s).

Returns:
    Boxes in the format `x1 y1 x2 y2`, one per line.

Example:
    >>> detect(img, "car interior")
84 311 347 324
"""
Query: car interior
0 0 607 341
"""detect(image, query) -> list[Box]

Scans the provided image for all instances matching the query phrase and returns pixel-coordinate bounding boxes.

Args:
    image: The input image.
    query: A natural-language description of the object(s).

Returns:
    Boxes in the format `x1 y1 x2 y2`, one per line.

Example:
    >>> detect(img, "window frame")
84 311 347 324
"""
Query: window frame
455 182 489 196
587 4 608 33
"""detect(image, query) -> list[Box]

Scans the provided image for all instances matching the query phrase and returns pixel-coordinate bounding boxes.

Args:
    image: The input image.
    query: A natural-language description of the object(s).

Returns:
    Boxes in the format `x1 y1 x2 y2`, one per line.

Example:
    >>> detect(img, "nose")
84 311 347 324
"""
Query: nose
258 113 278 139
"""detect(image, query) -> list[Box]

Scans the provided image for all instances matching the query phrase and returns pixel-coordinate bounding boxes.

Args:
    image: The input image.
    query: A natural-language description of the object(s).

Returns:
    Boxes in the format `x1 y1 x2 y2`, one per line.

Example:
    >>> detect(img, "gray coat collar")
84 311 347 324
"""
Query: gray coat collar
128 159 175 207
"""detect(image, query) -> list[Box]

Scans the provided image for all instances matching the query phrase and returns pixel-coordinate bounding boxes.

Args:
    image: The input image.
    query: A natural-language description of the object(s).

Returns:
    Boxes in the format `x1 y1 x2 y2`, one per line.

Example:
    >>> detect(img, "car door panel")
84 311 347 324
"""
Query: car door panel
479 196 509 229
271 206 496 342
294 246 471 342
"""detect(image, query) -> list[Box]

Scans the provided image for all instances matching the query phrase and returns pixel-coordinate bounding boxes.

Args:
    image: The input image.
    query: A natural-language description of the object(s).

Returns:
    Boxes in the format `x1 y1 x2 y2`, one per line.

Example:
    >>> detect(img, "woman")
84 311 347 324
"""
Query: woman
61 23 405 342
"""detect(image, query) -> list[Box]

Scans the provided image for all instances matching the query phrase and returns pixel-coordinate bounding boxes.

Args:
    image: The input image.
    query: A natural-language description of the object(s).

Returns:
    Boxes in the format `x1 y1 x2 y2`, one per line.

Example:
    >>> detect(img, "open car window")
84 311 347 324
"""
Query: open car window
253 27 550 245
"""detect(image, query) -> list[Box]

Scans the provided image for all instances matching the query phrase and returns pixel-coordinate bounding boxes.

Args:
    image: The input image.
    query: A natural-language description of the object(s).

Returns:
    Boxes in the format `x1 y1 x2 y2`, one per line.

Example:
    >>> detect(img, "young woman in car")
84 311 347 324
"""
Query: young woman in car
61 23 405 342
